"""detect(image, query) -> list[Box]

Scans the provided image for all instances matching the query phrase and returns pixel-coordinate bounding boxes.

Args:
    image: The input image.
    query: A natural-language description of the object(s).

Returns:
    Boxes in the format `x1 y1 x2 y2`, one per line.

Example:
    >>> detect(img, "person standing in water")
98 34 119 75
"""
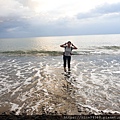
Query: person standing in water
60 41 77 72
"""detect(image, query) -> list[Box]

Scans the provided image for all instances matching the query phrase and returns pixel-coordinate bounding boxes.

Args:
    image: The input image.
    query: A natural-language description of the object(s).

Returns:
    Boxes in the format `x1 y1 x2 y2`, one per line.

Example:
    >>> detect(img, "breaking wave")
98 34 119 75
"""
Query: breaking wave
98 46 120 50
0 50 63 56
0 46 120 56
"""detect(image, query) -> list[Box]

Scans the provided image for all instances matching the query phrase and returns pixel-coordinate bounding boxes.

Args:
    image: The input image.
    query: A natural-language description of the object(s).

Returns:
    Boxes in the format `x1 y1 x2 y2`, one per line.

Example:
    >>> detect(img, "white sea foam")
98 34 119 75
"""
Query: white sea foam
16 103 25 115
0 53 120 114
11 85 21 96
35 69 41 77
44 64 53 74
37 79 43 87
16 70 21 77
113 71 120 73
10 103 19 111
24 77 32 85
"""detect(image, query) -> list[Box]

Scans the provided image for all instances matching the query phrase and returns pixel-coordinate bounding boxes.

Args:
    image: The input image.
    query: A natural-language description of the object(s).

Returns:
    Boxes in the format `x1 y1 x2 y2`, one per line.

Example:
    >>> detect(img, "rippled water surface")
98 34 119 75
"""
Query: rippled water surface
0 34 120 114
71 55 120 113
0 54 120 114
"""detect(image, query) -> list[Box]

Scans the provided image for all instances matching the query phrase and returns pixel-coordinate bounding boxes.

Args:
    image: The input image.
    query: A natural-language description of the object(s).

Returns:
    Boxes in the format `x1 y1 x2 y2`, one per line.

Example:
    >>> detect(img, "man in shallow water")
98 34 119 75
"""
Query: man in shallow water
60 41 77 72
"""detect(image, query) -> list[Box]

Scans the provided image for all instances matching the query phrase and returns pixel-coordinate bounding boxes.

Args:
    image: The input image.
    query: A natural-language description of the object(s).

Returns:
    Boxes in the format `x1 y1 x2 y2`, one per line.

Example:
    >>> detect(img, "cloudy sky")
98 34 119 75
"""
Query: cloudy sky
0 0 120 38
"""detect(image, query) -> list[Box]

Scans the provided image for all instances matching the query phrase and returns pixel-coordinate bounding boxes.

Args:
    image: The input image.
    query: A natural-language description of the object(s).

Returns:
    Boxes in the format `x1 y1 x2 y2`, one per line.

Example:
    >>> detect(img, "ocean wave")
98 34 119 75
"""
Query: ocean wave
98 46 120 50
0 50 89 56
0 50 63 56
0 46 120 56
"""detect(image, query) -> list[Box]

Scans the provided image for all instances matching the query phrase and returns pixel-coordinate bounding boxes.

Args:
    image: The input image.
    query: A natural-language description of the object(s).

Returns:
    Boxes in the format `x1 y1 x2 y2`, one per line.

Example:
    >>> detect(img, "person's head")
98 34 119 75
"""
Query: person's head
67 41 71 47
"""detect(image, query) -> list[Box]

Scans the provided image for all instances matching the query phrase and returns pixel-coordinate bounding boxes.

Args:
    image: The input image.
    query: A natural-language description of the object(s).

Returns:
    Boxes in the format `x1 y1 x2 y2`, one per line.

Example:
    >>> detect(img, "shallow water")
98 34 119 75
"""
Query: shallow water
0 54 120 114
0 34 120 54
70 55 120 113
0 34 120 114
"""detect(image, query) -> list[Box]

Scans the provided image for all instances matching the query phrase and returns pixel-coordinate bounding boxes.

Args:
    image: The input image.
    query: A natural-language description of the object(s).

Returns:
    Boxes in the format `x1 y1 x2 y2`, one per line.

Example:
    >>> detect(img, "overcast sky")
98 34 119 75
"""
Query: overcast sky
0 0 120 38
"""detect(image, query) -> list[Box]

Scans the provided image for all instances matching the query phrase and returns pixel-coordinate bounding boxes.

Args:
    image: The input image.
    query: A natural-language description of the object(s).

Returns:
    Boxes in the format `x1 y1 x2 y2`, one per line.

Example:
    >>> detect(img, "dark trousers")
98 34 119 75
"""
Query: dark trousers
63 55 71 69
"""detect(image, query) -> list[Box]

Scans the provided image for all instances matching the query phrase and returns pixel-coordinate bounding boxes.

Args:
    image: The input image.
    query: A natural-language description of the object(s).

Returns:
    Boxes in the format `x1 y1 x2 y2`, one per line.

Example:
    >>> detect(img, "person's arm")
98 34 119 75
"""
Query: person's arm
71 43 77 49
60 43 67 48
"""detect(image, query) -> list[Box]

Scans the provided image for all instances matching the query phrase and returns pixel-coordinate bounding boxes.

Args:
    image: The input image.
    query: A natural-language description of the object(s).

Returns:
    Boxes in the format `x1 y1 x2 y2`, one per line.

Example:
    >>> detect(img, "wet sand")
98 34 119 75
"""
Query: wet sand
0 66 120 116
0 67 81 115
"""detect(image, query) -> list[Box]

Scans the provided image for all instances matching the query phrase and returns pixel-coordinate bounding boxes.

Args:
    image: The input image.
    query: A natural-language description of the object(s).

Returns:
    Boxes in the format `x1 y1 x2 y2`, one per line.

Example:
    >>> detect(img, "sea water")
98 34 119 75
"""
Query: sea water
0 34 120 114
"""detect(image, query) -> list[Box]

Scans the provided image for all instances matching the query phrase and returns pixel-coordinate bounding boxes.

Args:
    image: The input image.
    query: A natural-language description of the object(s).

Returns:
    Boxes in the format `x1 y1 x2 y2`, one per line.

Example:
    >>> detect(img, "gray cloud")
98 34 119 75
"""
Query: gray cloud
94 3 120 14
0 1 120 38
77 3 120 19
0 16 31 38
1 17 120 38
